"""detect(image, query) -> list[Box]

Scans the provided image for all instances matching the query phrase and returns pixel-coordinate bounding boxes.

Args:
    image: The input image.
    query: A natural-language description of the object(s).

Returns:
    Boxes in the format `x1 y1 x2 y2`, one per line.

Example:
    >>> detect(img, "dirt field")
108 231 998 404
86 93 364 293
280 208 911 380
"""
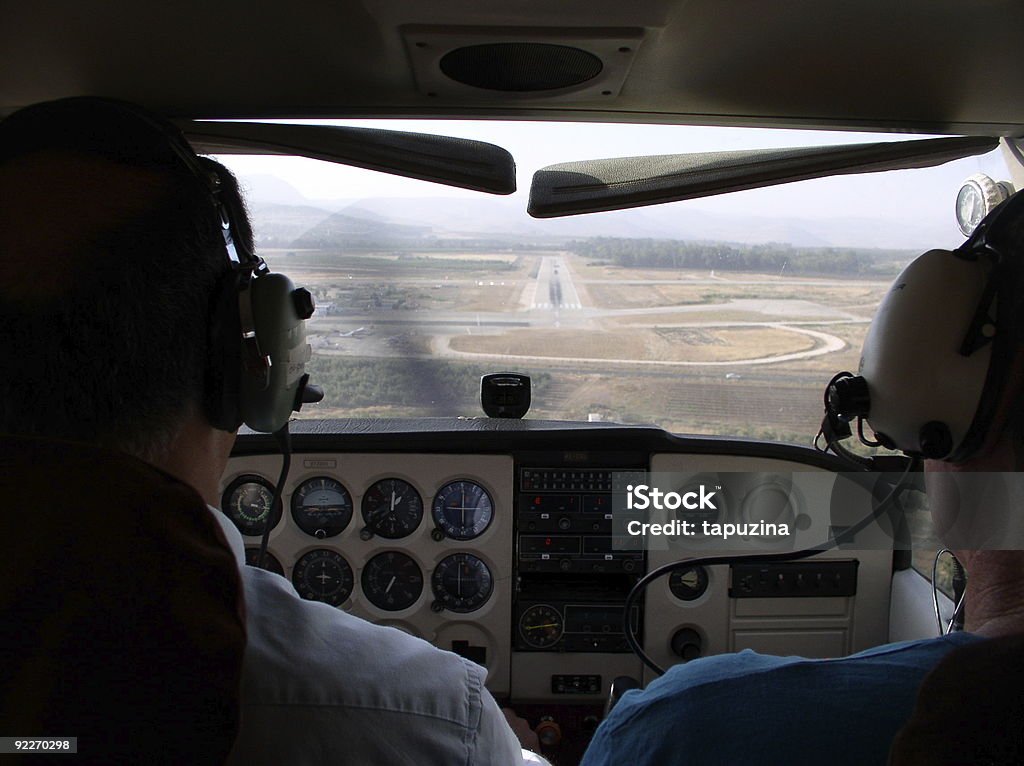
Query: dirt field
586 280 889 311
609 308 837 325
449 326 817 362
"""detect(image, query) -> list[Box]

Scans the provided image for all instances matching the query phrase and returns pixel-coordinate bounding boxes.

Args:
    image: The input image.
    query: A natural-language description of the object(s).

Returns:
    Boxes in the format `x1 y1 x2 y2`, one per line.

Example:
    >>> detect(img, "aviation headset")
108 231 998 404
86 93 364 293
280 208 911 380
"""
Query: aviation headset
826 189 1024 461
2 97 321 434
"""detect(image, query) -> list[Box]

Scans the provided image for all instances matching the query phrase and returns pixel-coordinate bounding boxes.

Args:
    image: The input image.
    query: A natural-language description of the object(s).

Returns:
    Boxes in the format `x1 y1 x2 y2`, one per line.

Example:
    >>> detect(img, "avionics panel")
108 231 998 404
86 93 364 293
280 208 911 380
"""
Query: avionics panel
514 466 645 653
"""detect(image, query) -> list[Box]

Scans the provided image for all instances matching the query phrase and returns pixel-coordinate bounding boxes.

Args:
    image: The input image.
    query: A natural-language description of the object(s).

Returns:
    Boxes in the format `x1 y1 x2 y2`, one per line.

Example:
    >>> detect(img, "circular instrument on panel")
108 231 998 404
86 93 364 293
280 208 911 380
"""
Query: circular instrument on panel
519 604 564 649
361 479 423 539
292 549 354 607
669 565 709 602
244 547 285 576
741 479 796 536
672 474 725 533
221 474 281 537
291 477 353 538
361 551 424 611
431 480 494 540
431 553 494 613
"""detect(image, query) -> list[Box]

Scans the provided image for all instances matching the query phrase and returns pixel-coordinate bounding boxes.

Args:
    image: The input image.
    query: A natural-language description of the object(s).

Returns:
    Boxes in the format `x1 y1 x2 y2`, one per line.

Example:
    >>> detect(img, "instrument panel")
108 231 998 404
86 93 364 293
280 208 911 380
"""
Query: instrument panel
220 452 515 695
221 426 894 706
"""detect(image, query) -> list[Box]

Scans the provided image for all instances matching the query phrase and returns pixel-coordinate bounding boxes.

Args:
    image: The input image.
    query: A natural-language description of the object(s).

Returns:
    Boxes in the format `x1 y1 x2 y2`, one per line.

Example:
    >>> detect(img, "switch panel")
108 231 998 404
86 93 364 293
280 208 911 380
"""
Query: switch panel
729 561 858 598
552 674 602 694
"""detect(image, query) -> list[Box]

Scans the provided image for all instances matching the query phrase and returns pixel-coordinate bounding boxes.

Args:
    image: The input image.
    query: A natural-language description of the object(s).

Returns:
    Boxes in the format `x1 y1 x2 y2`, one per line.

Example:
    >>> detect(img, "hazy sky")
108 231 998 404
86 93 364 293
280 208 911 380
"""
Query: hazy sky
216 119 1013 233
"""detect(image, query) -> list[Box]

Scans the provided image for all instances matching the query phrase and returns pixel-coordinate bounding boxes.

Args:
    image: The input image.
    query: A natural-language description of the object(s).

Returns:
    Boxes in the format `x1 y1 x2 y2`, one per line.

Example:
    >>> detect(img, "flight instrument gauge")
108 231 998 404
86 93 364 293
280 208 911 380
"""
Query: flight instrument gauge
956 174 1014 237
519 604 564 649
361 479 423 539
431 553 493 613
222 475 281 537
291 477 353 538
244 547 285 576
672 474 724 534
362 551 424 611
431 480 494 540
292 549 354 607
669 566 709 602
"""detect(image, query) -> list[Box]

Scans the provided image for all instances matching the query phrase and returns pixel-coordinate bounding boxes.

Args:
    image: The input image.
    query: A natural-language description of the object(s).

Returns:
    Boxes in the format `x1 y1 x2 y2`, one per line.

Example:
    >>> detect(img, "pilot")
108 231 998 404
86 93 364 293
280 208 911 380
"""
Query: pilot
581 207 1024 764
0 98 546 765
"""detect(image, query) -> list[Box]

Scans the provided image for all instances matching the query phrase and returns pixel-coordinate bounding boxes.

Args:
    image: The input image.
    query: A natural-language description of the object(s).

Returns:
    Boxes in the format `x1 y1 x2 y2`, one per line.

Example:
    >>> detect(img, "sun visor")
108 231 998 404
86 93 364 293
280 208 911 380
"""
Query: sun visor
527 136 998 218
177 120 516 195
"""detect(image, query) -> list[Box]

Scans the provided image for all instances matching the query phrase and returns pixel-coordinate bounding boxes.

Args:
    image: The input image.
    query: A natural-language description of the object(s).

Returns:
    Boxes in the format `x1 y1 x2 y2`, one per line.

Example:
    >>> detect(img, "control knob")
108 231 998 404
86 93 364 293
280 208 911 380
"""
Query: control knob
671 628 702 661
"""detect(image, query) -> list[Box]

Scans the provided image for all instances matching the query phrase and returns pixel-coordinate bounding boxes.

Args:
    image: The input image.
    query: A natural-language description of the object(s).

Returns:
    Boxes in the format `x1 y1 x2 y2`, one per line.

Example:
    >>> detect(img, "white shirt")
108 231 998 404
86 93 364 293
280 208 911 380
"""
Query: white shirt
209 508 546 766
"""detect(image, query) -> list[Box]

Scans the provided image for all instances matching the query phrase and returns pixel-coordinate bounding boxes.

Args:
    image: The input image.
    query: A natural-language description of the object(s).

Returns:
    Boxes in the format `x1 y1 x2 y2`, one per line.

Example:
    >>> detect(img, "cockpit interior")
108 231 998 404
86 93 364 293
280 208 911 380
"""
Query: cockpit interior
3 1 1024 763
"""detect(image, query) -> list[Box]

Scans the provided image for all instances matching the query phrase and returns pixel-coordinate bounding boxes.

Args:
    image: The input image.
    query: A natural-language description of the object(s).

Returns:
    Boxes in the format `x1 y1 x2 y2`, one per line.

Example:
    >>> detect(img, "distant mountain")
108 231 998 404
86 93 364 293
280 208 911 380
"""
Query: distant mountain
250 203 334 247
290 210 430 249
343 196 949 250
238 173 956 251
239 174 310 206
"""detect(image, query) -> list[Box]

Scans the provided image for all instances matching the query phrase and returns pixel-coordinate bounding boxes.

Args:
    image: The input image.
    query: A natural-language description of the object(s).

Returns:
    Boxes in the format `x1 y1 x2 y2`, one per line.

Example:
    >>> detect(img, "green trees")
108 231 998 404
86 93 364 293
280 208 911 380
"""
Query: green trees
569 238 911 277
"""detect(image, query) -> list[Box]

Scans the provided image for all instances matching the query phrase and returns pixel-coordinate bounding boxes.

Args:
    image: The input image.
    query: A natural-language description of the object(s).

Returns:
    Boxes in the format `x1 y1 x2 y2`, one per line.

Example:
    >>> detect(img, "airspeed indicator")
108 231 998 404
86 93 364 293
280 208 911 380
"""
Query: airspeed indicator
222 474 280 537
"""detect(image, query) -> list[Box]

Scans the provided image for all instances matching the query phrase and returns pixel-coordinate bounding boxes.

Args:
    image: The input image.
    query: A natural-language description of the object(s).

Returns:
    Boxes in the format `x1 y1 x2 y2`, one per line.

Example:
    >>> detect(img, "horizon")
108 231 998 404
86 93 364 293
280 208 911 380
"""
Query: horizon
216 120 1012 251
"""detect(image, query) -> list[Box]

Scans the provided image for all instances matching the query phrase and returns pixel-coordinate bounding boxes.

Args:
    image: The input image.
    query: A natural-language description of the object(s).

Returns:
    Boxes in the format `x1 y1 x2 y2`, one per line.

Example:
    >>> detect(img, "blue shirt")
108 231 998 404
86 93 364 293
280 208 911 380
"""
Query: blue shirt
582 633 984 766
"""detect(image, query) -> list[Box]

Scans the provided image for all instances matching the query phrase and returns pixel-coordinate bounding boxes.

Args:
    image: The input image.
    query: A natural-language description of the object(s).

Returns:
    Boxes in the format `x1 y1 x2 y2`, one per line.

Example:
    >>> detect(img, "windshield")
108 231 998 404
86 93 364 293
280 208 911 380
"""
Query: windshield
216 122 1011 445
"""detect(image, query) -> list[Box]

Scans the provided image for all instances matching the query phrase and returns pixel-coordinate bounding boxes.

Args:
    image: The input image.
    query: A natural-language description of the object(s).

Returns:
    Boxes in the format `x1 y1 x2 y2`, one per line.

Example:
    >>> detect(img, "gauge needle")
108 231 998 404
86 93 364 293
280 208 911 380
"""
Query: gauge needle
390 491 397 511
457 565 462 597
528 623 558 630
385 576 396 594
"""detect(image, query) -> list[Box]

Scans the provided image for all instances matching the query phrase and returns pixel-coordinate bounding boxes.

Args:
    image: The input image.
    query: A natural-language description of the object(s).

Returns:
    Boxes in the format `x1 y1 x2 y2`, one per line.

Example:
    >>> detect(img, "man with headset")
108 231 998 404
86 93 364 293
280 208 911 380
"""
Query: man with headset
582 194 1024 764
0 98 546 765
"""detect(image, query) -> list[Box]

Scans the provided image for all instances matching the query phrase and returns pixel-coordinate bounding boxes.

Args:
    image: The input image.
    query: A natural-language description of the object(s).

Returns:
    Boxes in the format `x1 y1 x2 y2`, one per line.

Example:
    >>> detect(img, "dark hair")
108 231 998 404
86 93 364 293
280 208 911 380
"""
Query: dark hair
0 100 253 460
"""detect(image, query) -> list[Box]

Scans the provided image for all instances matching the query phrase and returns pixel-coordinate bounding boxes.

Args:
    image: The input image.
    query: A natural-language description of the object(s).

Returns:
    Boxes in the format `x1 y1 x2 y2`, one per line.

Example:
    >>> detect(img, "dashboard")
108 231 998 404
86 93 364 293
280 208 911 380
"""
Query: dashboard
222 418 894 754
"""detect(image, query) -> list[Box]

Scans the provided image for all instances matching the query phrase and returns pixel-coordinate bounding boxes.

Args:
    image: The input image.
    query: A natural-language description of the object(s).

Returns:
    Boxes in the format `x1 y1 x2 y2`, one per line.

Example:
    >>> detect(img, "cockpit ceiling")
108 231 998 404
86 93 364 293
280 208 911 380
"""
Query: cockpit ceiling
2 0 1023 135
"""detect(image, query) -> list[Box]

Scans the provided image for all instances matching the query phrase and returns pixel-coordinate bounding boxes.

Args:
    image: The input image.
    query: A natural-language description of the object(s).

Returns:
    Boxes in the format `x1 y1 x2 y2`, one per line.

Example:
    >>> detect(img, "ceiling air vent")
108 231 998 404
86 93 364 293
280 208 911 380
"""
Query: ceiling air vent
403 26 643 101
439 43 603 92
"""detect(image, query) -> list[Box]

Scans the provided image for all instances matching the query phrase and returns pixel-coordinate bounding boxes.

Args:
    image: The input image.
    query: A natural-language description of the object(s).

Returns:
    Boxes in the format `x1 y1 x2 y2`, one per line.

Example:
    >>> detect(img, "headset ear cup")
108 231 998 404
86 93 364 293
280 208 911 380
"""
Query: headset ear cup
204 269 243 432
238 272 312 433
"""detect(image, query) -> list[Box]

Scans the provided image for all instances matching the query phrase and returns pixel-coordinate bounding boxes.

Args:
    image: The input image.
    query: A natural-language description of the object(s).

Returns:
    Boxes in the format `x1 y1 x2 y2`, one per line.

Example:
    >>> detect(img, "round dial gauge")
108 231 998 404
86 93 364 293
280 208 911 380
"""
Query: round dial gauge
292 549 354 607
519 604 564 649
431 553 493 613
291 477 353 538
956 174 1013 237
672 475 724 532
361 479 423 539
222 475 280 537
669 566 709 601
244 547 285 576
432 481 494 540
361 551 424 611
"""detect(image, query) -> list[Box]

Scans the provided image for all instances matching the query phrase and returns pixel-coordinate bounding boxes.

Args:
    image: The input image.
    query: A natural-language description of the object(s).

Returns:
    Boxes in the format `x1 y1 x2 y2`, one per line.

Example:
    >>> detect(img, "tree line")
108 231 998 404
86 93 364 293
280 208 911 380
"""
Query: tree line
569 238 913 277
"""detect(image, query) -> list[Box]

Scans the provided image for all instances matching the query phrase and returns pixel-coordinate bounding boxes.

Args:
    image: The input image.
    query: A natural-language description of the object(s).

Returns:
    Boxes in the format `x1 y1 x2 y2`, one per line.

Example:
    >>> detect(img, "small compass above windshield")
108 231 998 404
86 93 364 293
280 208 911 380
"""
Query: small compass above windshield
956 174 1014 237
